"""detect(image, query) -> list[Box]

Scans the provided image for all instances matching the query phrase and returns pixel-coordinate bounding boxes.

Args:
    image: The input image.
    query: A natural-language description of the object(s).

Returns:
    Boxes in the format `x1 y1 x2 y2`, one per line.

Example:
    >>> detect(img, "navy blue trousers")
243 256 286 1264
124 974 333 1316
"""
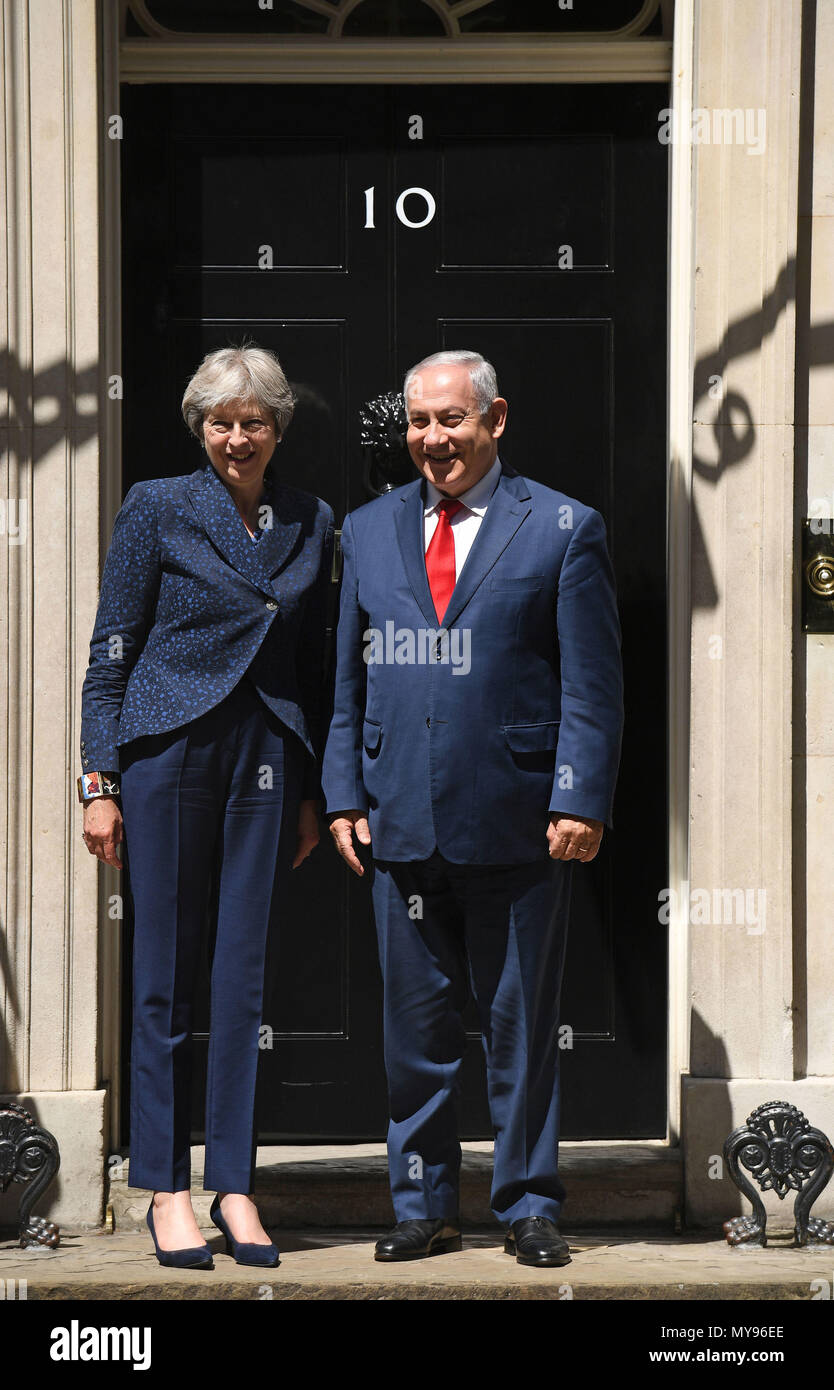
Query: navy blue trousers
120 675 303 1193
371 852 573 1226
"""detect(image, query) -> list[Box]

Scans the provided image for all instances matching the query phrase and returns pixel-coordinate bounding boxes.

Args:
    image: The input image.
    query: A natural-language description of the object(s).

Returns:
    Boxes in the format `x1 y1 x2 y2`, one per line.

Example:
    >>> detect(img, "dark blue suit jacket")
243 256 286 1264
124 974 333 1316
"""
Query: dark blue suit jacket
321 462 623 864
81 462 334 798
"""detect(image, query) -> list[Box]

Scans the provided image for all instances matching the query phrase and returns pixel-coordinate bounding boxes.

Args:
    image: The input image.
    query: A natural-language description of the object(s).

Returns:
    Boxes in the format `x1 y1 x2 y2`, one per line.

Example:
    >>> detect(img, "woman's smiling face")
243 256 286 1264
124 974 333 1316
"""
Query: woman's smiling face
202 397 277 491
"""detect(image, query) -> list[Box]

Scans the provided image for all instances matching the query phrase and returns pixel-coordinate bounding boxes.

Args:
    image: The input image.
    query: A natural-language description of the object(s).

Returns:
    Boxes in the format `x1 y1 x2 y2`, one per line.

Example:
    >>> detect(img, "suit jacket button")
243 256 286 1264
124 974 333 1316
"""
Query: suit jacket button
265 600 278 610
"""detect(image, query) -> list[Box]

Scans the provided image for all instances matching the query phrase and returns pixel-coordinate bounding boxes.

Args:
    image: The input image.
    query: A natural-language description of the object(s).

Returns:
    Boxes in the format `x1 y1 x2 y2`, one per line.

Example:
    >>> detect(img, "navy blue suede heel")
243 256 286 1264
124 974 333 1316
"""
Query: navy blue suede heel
210 1196 280 1267
147 1202 213 1269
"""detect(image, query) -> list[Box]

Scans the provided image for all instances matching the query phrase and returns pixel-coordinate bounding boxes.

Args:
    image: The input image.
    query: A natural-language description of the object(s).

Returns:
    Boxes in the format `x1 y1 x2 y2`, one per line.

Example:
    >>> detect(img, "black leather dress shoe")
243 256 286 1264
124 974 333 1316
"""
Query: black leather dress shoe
374 1218 462 1262
504 1216 571 1267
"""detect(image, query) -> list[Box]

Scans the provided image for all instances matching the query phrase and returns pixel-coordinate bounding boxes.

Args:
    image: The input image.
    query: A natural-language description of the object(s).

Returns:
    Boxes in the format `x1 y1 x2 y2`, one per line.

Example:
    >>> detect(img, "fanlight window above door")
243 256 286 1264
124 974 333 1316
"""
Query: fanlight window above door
125 0 667 40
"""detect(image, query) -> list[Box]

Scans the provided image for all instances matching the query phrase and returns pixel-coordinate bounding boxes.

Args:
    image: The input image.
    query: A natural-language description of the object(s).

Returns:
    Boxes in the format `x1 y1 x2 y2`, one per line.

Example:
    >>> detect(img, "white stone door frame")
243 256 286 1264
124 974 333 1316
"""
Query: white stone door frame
101 7 692 1150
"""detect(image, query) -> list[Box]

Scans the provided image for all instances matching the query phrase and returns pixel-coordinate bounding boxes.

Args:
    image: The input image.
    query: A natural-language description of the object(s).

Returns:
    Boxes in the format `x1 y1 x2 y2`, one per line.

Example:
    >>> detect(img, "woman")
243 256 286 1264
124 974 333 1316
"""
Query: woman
79 345 334 1268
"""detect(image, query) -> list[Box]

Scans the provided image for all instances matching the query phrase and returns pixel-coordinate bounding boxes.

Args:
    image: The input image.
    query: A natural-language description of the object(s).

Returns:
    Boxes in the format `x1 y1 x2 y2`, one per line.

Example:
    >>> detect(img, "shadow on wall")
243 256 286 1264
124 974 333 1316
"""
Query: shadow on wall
0 351 101 1105
0 351 101 464
689 258 834 611
683 1013 735 1229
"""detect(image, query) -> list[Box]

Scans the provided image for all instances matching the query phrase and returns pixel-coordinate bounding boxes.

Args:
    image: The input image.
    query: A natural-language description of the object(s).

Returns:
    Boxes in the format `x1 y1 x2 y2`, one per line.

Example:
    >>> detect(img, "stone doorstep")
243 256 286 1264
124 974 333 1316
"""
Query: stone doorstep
107 1141 682 1234
0 1229 829 1302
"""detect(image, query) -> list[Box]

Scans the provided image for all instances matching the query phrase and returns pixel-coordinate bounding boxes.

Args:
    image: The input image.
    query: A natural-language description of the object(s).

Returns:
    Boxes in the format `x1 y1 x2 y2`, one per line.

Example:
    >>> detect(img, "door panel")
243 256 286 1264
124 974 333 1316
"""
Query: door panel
438 137 612 270
171 139 349 270
121 81 668 1141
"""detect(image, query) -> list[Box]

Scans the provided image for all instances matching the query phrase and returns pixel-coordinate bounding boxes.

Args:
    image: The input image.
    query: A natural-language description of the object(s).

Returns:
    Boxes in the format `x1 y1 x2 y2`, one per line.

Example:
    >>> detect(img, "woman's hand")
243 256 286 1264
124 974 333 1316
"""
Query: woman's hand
82 797 124 868
293 799 320 868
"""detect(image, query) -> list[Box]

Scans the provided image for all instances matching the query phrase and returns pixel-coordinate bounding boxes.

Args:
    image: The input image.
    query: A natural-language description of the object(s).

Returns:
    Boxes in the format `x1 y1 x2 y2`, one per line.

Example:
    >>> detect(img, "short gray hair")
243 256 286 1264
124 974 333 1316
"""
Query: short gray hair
181 343 295 440
403 350 499 417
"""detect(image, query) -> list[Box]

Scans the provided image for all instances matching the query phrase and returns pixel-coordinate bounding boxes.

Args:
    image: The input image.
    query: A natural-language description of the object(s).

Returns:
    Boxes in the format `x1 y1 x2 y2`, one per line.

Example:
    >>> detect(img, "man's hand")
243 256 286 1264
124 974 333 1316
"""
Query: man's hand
82 796 124 868
293 798 321 868
329 809 372 876
547 814 603 863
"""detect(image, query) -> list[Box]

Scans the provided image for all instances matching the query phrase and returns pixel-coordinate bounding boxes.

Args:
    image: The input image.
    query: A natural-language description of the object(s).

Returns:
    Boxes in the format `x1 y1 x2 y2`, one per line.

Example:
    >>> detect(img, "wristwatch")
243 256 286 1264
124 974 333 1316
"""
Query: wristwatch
77 771 121 803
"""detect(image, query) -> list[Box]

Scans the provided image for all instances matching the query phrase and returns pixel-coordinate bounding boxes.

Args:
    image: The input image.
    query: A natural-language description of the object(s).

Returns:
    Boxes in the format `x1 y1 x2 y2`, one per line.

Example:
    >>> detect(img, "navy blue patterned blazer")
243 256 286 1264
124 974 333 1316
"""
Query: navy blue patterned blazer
80 461 334 798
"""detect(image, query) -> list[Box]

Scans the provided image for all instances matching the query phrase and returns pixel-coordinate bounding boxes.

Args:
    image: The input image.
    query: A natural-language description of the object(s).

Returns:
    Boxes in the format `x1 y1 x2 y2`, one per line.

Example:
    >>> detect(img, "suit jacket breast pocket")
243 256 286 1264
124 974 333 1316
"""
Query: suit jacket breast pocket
503 721 559 771
489 575 545 591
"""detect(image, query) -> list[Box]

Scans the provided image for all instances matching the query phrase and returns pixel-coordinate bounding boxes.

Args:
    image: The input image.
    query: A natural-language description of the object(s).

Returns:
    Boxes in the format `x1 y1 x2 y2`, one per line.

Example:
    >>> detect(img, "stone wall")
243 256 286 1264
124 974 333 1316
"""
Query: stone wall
684 0 834 1226
0 0 107 1229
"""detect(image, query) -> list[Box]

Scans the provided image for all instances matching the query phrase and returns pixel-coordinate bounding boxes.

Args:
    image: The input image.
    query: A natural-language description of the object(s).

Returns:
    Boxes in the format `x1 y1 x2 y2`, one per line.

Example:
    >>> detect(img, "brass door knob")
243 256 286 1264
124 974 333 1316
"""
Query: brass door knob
806 554 834 598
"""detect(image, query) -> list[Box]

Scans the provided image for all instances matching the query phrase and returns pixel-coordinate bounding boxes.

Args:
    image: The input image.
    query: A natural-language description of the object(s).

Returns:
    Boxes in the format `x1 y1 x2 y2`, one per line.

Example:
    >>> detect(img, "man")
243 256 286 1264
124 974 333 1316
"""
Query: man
322 350 623 1267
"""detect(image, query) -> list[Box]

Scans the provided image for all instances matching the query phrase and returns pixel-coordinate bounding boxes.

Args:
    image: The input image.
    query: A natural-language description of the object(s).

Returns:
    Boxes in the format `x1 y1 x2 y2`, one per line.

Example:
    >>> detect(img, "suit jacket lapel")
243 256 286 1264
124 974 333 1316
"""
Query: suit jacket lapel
393 466 533 630
187 464 301 599
252 476 303 592
441 468 532 629
393 480 438 629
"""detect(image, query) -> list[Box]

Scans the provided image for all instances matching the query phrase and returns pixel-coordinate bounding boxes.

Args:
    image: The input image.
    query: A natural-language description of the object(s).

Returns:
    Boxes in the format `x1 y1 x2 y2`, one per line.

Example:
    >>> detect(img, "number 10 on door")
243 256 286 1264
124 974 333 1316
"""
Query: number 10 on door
364 186 437 230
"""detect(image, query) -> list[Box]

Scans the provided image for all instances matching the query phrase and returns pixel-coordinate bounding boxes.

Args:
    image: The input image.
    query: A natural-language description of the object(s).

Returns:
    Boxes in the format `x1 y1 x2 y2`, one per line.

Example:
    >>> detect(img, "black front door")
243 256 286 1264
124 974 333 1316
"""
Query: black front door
121 80 668 1141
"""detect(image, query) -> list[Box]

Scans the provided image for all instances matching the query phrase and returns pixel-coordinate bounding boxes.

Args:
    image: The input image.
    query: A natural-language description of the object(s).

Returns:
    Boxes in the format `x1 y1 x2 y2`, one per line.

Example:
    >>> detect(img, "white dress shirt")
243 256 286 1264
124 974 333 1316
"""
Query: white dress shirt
423 456 502 576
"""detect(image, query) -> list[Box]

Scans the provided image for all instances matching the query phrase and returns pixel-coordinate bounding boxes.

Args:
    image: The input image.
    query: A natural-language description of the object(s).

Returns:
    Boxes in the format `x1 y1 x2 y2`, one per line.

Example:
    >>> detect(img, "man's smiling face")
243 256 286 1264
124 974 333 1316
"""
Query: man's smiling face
406 363 507 497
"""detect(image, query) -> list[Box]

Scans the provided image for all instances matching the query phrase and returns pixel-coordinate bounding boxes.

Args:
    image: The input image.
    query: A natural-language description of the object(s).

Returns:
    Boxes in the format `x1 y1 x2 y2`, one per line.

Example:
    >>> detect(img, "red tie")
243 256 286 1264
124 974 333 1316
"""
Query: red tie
425 498 465 622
